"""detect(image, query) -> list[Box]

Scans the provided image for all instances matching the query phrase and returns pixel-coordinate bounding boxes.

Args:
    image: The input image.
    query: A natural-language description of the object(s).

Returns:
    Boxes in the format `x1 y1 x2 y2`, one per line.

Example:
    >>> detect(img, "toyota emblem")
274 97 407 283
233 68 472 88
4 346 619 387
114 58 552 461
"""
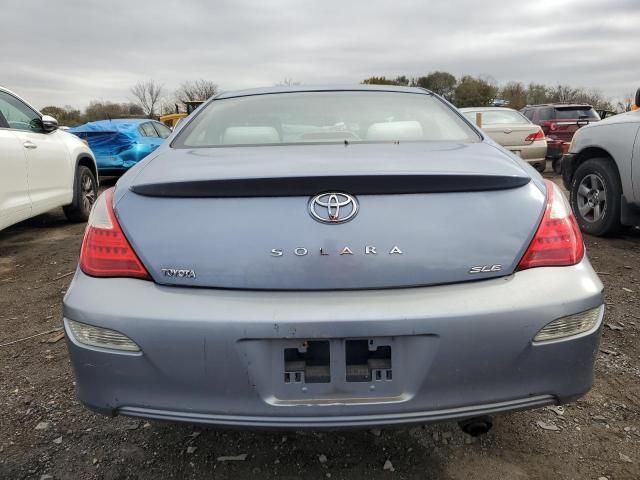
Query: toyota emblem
308 192 359 224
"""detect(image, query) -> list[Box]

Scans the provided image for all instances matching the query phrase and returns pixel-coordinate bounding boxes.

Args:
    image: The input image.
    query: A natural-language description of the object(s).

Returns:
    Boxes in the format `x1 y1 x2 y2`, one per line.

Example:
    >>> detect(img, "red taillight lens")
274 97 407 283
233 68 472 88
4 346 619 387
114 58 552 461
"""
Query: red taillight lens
517 180 584 270
525 128 545 142
542 121 558 132
79 188 151 279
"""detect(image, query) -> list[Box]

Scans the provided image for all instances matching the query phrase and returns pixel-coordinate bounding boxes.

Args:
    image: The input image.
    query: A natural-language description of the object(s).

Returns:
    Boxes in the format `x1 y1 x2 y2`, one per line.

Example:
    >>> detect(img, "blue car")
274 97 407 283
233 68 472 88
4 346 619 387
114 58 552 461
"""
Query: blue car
64 86 603 433
70 119 171 175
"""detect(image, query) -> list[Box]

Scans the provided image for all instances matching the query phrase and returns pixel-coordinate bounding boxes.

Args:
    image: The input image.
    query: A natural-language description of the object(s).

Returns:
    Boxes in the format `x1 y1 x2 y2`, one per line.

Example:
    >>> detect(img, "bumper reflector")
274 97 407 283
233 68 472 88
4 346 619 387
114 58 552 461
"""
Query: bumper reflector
67 319 140 352
533 306 603 343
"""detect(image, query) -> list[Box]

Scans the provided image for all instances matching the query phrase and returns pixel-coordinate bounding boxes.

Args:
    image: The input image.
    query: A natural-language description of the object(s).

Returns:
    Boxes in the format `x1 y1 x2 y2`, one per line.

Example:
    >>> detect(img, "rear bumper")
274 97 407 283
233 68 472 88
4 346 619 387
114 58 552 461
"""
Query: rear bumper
63 260 604 428
116 396 555 428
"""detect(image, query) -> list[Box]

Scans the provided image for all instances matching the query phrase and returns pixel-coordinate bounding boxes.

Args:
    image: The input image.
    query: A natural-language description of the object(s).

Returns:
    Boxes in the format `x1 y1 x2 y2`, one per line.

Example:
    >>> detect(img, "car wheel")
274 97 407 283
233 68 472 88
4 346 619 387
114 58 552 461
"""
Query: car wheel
63 165 98 222
570 158 621 236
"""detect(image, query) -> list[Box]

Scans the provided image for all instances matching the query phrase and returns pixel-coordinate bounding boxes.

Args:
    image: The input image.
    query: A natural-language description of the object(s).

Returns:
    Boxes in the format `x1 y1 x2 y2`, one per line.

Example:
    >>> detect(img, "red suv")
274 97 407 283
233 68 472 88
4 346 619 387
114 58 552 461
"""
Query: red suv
521 104 600 170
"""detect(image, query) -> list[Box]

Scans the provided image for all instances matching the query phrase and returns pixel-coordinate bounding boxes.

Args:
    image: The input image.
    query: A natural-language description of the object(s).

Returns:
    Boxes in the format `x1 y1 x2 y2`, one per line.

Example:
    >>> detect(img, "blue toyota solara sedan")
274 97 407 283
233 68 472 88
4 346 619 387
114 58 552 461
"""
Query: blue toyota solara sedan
63 86 603 434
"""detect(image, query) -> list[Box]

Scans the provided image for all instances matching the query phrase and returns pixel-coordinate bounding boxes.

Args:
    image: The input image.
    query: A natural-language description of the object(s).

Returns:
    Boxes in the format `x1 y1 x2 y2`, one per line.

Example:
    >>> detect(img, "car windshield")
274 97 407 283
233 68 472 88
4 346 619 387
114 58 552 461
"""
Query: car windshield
175 91 480 147
553 107 600 120
463 110 530 125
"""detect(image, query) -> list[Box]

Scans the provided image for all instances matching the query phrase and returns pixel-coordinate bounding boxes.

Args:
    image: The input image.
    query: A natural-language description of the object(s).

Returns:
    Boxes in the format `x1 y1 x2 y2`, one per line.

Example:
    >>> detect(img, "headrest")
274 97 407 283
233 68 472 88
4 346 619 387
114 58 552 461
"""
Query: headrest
366 121 424 141
222 126 280 145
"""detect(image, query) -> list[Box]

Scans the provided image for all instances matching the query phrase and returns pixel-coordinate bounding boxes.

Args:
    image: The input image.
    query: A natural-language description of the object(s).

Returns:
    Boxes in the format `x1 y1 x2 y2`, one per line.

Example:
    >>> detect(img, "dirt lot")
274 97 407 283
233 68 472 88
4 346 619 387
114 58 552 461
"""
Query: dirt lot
1 174 639 480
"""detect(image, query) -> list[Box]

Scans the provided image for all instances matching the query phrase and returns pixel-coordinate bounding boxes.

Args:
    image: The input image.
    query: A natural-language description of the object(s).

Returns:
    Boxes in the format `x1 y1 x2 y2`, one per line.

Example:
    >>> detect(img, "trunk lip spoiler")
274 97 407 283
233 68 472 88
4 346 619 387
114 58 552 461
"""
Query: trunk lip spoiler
129 174 531 198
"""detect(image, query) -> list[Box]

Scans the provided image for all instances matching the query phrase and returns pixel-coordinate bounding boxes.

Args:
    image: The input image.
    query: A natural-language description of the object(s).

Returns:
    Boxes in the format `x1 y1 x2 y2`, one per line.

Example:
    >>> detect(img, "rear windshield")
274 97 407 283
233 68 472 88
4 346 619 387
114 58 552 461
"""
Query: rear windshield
554 107 600 120
462 110 530 125
174 91 480 147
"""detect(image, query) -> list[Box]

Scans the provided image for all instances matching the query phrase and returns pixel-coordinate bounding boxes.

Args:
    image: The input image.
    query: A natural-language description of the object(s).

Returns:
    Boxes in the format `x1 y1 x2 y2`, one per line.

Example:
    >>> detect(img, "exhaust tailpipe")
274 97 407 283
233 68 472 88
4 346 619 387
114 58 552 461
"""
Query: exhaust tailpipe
458 416 493 437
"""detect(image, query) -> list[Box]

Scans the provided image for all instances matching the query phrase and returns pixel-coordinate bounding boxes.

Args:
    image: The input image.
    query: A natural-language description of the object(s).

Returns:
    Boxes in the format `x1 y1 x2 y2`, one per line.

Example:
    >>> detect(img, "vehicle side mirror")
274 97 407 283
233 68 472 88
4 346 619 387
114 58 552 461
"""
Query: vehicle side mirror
635 88 640 109
41 115 58 132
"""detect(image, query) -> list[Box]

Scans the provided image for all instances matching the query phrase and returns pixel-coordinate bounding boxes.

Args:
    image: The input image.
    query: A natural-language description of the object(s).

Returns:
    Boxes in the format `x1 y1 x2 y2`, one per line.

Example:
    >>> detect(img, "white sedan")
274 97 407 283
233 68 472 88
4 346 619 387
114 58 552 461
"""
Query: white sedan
0 87 97 231
460 107 548 173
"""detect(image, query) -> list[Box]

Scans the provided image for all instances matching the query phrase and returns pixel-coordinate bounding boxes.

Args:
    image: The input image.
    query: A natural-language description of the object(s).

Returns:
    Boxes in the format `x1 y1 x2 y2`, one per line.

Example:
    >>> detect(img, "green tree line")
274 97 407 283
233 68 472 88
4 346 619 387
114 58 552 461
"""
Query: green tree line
41 102 145 127
41 74 633 127
362 72 630 111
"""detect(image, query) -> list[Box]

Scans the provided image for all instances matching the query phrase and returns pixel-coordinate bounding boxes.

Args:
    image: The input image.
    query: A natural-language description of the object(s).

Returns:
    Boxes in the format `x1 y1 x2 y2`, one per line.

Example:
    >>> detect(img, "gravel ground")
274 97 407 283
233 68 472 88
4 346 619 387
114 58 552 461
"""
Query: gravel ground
0 174 639 480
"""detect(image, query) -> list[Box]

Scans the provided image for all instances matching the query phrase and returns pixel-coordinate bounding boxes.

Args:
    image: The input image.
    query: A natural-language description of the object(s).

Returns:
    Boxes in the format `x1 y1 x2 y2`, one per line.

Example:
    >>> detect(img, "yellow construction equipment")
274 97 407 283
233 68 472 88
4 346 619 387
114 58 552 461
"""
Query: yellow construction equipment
160 100 205 128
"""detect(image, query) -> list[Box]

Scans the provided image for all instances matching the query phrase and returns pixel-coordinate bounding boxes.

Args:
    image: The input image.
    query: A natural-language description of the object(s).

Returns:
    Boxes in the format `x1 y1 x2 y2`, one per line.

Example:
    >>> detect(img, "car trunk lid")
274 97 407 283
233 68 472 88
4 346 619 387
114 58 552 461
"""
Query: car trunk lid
481 124 542 147
115 142 545 290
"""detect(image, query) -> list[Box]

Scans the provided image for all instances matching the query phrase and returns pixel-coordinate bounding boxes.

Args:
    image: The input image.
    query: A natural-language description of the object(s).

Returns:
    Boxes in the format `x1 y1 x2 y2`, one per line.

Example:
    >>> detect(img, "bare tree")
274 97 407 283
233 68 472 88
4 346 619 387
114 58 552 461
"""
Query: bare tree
547 84 581 104
526 83 549 105
573 88 614 111
175 79 219 102
130 80 164 118
616 93 635 113
83 101 137 122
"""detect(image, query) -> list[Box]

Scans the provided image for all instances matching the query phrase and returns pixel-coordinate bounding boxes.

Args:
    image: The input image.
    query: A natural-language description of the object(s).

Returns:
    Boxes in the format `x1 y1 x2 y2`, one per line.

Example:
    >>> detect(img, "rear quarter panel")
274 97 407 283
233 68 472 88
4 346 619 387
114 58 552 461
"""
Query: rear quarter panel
572 120 640 203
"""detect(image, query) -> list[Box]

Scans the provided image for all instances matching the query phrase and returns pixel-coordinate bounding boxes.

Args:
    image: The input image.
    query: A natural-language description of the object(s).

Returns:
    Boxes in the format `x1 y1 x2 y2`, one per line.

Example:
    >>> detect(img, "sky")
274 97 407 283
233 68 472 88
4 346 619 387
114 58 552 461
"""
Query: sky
1 0 639 109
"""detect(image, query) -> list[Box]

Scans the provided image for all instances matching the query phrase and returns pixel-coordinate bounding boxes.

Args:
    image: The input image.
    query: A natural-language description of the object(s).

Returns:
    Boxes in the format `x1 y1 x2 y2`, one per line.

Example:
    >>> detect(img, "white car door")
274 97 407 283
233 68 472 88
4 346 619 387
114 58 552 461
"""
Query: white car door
0 121 31 230
0 91 71 217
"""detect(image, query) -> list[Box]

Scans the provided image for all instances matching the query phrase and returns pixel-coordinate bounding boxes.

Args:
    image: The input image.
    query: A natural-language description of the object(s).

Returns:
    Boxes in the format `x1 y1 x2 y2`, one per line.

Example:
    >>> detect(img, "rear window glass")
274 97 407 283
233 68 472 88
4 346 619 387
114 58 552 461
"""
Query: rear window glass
538 108 553 121
140 123 158 137
174 91 480 147
553 107 600 120
153 122 172 139
462 110 530 125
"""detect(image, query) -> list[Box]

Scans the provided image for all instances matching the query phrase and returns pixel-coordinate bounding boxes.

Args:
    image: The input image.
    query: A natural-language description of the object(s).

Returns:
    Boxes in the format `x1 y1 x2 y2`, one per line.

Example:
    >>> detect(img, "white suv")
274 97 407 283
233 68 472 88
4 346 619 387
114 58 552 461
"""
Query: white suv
0 87 98 231
562 88 640 236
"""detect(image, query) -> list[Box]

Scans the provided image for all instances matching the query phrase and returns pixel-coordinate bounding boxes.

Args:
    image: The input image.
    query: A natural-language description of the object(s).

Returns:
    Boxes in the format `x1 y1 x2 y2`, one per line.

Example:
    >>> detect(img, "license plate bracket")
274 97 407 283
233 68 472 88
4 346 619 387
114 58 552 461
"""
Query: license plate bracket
345 339 392 382
236 334 438 406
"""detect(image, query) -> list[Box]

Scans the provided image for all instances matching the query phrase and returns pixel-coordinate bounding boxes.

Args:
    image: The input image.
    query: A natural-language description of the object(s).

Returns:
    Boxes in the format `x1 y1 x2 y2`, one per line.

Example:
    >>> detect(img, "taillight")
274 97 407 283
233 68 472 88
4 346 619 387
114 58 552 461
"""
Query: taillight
516 180 584 270
542 121 558 132
525 129 545 142
79 188 151 279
